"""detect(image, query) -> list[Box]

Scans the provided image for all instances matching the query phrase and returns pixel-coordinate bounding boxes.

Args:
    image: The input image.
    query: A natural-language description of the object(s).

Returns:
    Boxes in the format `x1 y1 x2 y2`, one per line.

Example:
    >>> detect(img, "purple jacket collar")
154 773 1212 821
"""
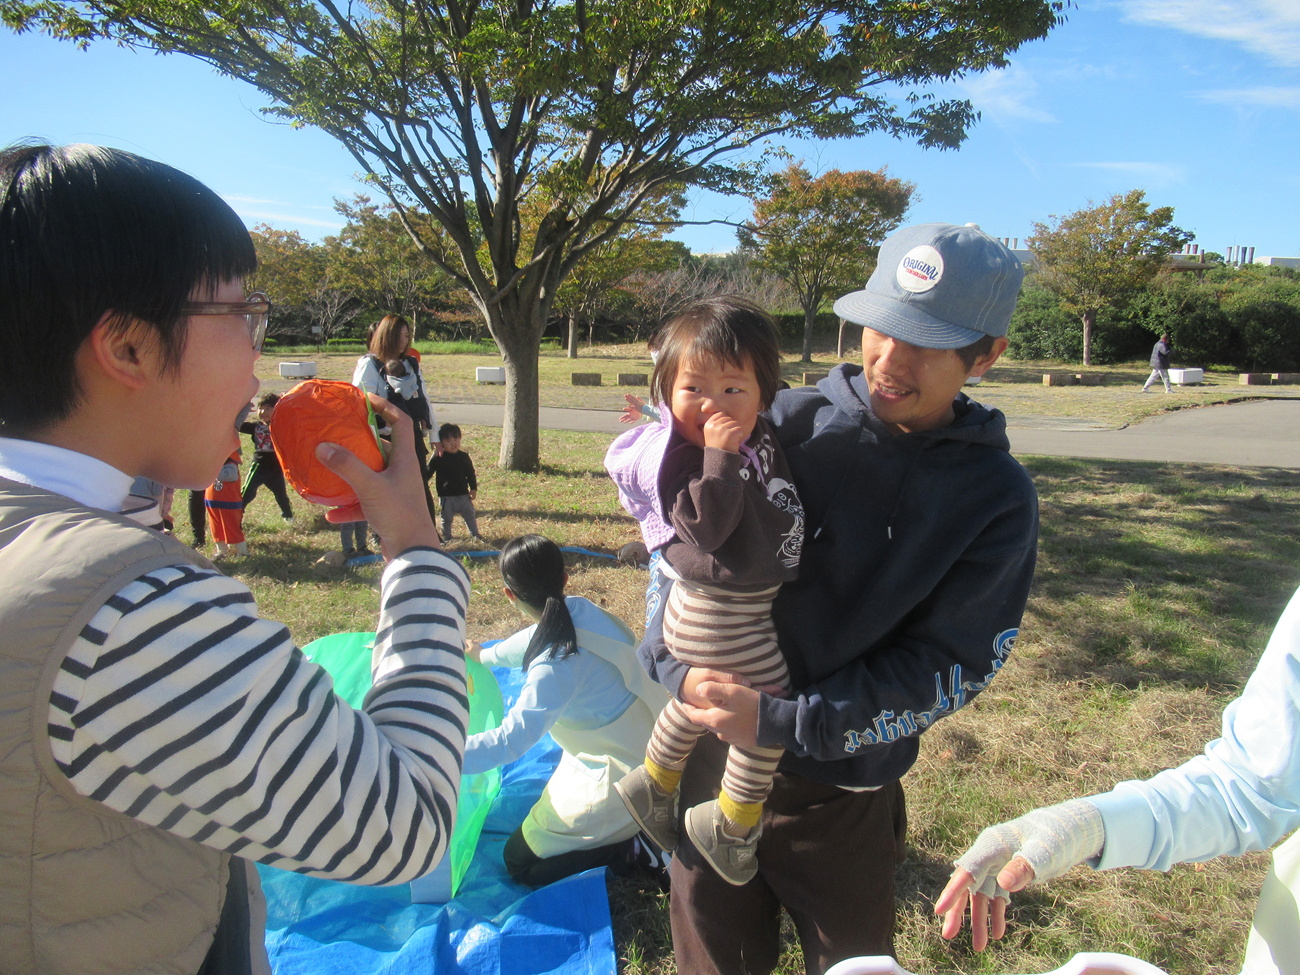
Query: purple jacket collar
603 409 676 550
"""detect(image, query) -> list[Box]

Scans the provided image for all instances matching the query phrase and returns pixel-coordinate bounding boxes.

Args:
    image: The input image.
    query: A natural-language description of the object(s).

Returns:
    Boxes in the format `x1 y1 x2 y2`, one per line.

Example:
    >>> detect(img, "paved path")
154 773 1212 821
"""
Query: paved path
433 398 1300 469
1006 400 1300 468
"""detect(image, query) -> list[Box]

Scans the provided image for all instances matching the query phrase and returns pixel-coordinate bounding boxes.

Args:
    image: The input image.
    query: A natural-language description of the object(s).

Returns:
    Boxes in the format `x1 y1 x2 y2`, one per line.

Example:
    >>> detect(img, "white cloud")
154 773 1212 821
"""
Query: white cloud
224 196 288 205
232 208 344 229
1198 86 1300 109
959 64 1058 124
1072 161 1187 185
1118 0 1300 67
225 195 337 211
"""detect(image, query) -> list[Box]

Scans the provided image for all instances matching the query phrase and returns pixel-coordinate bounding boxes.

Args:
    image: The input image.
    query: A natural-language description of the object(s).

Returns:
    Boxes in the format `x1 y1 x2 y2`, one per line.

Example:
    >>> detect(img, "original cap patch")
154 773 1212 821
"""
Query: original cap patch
895 244 944 294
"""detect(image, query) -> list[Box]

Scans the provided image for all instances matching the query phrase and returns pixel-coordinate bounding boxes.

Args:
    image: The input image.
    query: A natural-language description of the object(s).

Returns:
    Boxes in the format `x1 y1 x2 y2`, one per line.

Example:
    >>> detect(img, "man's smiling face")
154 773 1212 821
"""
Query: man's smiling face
860 327 1004 434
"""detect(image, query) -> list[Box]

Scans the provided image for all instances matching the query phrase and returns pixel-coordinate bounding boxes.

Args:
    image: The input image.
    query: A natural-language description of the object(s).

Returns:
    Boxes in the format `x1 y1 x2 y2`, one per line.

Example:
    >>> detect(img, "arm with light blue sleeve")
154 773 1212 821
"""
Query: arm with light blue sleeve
480 624 533 670
464 623 578 774
1091 586 1300 872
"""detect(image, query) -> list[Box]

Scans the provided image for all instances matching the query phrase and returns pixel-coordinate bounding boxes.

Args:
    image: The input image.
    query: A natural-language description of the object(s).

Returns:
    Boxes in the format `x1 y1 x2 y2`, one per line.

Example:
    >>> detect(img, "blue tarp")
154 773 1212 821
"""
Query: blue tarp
258 664 616 975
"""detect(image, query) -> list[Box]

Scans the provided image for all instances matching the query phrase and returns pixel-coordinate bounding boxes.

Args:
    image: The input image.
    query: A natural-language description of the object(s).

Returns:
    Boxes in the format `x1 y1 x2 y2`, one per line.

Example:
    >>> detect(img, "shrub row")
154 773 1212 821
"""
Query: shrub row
1006 266 1300 369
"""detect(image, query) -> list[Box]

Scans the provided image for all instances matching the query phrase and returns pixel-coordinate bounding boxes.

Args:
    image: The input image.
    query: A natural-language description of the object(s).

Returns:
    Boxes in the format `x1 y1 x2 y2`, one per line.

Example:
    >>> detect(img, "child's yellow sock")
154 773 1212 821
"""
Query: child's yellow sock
718 791 762 837
644 758 682 796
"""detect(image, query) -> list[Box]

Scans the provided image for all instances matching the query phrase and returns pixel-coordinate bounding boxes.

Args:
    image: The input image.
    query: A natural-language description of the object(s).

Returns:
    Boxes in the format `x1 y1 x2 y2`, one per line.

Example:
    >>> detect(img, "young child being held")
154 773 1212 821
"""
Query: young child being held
604 296 804 885
430 423 480 540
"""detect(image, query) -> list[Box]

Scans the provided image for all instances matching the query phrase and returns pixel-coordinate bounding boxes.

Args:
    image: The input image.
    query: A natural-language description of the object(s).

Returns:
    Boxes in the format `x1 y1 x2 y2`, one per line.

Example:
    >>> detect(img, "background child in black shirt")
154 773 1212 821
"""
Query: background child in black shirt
430 423 480 540
239 391 294 522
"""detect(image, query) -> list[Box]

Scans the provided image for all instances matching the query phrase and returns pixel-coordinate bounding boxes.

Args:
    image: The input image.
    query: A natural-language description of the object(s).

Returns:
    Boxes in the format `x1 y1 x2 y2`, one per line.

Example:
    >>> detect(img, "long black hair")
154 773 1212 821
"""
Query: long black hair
499 535 578 670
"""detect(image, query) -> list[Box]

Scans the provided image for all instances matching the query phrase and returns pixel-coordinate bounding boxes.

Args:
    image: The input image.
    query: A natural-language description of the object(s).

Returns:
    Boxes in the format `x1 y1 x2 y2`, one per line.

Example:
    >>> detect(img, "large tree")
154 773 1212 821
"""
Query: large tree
1028 189 1192 365
5 0 1066 469
329 196 454 335
249 225 360 340
556 235 686 356
536 180 686 356
738 162 913 362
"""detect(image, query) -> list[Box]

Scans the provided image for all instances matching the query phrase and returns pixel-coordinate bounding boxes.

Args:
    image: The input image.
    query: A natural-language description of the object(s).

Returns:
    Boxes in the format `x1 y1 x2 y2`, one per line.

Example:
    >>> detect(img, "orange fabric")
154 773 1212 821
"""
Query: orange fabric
269 380 386 508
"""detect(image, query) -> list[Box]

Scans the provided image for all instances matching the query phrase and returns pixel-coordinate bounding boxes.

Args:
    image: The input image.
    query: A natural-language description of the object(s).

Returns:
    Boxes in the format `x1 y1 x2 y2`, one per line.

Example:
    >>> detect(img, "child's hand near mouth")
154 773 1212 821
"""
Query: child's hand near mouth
702 411 745 453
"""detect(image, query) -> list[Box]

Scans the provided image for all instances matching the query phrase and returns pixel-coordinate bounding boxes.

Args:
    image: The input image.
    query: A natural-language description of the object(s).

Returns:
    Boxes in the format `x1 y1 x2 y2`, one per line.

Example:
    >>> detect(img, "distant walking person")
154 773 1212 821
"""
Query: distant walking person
1142 332 1173 393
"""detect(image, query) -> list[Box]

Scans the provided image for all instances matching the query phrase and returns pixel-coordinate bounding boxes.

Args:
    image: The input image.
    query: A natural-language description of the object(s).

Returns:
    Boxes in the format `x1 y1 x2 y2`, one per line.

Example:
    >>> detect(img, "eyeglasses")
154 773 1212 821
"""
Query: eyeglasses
180 293 271 352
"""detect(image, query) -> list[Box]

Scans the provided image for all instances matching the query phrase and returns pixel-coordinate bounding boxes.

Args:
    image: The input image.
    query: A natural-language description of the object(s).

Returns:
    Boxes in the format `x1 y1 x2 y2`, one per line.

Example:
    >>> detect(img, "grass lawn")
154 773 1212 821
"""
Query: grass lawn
200 423 1300 974
257 341 1300 432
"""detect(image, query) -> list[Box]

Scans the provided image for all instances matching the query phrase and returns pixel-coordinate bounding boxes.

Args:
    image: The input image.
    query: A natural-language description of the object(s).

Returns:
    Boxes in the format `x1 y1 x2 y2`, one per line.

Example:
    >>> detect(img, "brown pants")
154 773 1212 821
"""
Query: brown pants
669 734 907 975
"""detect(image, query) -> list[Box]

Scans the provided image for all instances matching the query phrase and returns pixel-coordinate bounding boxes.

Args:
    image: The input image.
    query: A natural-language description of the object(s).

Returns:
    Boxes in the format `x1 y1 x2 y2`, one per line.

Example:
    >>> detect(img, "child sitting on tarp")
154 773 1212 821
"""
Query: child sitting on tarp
463 534 670 888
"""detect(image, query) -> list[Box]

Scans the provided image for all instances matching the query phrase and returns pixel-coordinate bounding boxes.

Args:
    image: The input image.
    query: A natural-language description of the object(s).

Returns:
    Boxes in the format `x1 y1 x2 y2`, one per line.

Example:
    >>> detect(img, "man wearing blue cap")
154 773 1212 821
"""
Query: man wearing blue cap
638 223 1040 973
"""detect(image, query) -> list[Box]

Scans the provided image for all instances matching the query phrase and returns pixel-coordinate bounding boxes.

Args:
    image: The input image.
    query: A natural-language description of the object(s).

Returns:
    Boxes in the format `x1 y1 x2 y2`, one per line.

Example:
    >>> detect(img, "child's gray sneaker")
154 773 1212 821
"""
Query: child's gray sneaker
684 799 760 886
615 766 678 852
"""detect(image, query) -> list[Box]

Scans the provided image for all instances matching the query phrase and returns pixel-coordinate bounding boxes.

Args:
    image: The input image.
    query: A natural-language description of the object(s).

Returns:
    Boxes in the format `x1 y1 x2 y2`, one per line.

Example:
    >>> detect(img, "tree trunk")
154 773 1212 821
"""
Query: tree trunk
1082 311 1095 366
837 318 848 359
499 337 541 472
567 314 579 359
801 303 816 363
478 289 547 472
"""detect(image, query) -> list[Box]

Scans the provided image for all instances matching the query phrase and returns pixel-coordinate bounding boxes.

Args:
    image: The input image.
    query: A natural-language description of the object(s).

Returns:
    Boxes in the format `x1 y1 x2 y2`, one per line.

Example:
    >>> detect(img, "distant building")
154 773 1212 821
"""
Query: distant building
993 236 1299 275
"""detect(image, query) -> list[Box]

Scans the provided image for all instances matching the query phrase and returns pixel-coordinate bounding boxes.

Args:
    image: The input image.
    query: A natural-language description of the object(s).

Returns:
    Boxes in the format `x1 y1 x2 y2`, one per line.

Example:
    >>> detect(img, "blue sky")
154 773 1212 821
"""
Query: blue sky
4 0 1298 258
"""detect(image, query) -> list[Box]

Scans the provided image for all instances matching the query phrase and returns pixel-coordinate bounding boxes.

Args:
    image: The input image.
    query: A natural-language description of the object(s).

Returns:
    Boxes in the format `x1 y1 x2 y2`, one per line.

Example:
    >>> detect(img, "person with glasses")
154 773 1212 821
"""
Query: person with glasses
0 143 469 975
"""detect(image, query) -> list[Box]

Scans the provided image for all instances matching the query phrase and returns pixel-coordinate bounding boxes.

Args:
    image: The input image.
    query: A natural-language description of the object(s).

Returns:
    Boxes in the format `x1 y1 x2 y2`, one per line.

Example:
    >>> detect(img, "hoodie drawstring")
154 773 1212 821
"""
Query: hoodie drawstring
884 440 926 544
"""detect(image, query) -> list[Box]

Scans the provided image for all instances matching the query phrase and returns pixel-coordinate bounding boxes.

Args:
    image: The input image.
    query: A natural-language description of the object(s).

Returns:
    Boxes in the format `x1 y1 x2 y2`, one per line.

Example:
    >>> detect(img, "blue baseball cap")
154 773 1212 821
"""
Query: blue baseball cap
832 222 1024 349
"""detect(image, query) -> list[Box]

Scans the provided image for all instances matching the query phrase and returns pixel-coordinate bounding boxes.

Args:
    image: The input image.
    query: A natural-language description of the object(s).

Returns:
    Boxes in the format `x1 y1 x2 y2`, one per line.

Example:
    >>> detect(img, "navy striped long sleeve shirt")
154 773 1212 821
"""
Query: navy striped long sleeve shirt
46 548 469 885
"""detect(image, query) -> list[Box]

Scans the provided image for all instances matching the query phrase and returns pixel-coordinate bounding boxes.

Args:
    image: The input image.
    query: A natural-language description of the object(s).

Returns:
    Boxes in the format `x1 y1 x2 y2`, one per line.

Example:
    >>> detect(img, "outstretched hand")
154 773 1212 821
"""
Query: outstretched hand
932 798 1104 950
316 394 440 559
934 858 1034 950
620 392 648 423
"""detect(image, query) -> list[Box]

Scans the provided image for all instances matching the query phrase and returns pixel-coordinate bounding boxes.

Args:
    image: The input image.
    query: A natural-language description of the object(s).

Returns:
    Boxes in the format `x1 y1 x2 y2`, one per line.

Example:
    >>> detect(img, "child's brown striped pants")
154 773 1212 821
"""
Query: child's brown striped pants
647 579 789 805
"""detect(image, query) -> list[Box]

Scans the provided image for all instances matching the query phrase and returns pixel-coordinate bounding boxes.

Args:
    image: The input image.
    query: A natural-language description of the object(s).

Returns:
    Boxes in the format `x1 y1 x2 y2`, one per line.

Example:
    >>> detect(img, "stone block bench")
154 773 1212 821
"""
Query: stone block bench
1239 373 1272 385
1074 373 1106 386
803 372 829 386
279 361 318 379
1042 373 1077 386
617 373 648 386
1272 373 1300 385
475 366 506 384
571 373 602 386
1170 368 1203 385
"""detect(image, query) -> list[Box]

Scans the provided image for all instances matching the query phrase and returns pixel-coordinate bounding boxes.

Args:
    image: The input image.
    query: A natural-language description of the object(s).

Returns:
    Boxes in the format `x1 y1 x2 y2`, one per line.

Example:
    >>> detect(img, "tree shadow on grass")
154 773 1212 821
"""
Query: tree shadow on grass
1022 458 1300 691
221 535 382 585
488 507 637 527
530 463 613 479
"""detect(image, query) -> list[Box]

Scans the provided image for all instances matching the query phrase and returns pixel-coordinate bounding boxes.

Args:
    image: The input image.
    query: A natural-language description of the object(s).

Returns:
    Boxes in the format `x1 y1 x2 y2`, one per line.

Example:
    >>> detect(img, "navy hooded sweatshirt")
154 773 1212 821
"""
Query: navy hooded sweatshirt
638 363 1039 790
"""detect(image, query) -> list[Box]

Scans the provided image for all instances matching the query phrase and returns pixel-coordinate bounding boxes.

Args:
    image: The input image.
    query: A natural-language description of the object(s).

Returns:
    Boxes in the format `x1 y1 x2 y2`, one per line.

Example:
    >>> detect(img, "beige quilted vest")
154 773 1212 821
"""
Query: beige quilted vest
0 477 266 975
